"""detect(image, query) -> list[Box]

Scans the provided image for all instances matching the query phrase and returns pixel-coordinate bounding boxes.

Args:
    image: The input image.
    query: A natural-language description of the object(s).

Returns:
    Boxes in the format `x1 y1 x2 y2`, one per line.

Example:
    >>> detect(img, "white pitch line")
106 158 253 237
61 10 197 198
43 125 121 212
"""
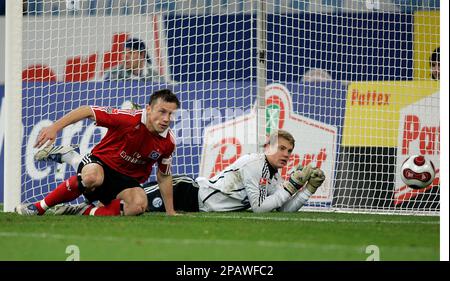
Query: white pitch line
185 213 440 225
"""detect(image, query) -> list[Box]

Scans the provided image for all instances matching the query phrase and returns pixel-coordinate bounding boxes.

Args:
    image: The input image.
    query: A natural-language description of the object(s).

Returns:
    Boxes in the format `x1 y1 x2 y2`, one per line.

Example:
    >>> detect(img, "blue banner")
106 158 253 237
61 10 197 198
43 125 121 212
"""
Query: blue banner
0 82 347 202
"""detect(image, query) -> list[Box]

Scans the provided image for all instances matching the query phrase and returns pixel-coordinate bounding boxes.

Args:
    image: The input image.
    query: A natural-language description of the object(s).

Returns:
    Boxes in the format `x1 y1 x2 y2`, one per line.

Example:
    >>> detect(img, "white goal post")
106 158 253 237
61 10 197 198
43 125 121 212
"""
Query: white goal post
3 0 441 215
4 0 22 212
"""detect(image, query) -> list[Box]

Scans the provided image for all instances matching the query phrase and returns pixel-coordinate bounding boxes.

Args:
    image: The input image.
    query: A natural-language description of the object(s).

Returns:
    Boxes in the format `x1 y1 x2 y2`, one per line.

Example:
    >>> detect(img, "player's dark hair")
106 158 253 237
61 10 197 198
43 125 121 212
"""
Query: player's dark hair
125 38 151 63
148 89 180 108
430 47 440 64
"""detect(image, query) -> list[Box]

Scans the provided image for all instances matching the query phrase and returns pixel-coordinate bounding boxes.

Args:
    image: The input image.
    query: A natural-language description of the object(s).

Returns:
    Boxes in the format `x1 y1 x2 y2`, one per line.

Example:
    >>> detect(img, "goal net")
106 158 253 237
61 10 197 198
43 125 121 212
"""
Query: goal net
4 0 440 215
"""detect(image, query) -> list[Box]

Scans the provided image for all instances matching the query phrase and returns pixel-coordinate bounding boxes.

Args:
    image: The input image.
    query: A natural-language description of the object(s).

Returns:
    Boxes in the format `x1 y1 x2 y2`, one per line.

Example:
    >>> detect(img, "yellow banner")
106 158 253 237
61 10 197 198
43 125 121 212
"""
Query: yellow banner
342 81 439 147
414 11 440 80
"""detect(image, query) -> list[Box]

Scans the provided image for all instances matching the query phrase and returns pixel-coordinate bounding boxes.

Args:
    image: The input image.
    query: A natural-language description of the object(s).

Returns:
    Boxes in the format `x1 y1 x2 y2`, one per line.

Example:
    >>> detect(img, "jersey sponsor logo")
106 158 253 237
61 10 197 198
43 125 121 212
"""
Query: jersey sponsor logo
149 151 161 160
119 151 146 164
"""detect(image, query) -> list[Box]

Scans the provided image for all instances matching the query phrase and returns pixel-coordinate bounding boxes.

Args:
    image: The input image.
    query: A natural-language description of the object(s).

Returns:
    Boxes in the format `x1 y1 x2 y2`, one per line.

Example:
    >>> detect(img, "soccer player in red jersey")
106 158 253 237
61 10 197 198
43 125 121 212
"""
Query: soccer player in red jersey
15 89 180 216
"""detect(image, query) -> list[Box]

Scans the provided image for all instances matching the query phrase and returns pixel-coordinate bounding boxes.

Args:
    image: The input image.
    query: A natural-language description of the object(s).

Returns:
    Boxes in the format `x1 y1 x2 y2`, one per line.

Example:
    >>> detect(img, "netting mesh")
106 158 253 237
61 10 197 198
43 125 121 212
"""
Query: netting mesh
20 0 440 214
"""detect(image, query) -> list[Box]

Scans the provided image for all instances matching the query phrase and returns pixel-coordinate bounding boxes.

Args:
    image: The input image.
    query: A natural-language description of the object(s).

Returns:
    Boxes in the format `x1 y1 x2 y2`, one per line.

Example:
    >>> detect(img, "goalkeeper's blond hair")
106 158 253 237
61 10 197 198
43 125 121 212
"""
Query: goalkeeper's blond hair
265 130 295 149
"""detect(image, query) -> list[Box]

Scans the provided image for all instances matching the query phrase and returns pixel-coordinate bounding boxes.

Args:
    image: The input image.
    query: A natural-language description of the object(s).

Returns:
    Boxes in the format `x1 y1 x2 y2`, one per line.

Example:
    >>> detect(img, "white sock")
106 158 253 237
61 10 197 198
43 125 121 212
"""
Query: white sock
61 151 83 171
39 199 49 211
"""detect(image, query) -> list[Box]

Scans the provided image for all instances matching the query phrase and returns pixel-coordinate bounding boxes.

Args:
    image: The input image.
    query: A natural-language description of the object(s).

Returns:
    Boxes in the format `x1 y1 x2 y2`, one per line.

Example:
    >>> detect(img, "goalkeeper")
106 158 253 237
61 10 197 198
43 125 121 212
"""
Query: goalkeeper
37 130 325 214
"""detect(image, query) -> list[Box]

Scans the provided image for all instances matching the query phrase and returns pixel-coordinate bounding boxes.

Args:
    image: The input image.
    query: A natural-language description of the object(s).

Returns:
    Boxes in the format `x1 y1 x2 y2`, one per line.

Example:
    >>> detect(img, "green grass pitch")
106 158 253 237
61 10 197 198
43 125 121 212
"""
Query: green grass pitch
0 210 439 261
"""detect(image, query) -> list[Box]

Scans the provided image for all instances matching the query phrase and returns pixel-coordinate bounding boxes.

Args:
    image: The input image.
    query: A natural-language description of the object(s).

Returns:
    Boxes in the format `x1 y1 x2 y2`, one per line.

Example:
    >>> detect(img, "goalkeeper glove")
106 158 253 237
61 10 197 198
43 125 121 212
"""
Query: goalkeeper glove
305 168 325 194
283 164 313 195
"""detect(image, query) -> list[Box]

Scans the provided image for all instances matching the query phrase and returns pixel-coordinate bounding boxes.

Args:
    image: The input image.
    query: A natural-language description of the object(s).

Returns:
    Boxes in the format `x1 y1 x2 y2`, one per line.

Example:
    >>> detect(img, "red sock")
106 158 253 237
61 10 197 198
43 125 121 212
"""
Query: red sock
34 175 82 215
82 199 123 216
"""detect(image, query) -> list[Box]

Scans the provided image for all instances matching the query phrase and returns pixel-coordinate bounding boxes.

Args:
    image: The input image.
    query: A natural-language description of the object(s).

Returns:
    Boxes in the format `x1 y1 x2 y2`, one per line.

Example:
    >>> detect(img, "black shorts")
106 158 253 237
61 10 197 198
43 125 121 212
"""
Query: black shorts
143 175 199 212
77 154 141 205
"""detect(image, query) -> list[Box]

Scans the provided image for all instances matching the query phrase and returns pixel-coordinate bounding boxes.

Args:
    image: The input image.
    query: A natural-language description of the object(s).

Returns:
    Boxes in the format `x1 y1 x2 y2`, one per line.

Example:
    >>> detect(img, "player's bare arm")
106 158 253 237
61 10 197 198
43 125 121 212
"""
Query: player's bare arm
35 106 95 148
157 170 177 216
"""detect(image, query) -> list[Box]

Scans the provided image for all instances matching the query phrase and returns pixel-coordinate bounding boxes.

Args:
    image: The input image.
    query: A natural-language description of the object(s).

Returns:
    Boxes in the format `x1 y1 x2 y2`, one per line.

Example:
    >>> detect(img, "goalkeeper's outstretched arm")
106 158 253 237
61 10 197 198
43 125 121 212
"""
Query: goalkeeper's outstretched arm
244 164 314 213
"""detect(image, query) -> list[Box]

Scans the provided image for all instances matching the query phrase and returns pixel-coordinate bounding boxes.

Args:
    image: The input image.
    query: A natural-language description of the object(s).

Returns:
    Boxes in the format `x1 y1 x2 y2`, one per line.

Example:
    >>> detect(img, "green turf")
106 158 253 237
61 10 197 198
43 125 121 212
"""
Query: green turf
0 210 439 261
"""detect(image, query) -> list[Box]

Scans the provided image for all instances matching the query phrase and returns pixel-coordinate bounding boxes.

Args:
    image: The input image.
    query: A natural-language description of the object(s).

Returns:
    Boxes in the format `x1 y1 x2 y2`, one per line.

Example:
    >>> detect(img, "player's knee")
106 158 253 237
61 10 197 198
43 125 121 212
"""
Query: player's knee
80 165 104 188
81 175 98 190
123 188 148 216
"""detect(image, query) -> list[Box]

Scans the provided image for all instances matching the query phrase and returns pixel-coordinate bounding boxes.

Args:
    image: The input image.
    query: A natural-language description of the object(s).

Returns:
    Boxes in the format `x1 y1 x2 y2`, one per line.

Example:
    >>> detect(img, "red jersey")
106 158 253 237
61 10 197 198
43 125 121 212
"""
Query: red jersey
90 106 175 183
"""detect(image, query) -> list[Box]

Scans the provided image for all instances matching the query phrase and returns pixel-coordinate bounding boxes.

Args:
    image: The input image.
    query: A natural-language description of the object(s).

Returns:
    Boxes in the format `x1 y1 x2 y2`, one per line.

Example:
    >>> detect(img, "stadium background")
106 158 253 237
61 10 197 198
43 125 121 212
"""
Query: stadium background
0 0 443 262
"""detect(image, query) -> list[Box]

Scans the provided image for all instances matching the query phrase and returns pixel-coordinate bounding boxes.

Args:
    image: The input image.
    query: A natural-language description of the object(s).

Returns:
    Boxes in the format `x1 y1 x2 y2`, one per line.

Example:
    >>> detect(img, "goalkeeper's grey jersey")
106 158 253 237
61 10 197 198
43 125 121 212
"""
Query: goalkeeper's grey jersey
196 153 291 212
